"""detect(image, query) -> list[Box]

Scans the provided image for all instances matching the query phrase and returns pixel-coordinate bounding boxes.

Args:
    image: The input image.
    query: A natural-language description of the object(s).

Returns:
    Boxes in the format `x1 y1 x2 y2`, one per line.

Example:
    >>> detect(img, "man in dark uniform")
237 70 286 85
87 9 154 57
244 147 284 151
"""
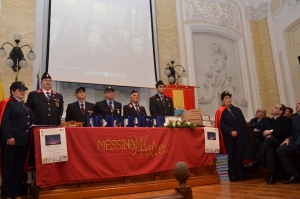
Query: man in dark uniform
27 72 64 125
65 87 96 126
149 80 174 116
94 86 122 116
245 103 292 184
123 89 147 116
277 99 300 184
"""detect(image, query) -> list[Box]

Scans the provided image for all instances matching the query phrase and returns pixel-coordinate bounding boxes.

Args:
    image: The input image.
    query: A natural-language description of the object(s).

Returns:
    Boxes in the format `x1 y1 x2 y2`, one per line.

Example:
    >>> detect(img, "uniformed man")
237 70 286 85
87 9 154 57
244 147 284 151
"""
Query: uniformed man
65 87 96 126
94 86 122 116
149 80 174 116
27 72 64 125
123 89 147 116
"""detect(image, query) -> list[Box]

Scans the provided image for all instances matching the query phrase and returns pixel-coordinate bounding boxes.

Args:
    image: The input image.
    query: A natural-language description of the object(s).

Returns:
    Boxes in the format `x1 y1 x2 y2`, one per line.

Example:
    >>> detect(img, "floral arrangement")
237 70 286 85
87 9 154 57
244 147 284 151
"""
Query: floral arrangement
164 120 196 130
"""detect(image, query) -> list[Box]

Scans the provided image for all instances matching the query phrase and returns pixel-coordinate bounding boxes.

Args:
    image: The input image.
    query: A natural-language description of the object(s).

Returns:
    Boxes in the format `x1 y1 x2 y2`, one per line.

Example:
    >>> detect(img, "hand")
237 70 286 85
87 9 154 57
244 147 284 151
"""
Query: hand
231 131 237 137
263 130 272 137
7 138 15 146
280 138 289 146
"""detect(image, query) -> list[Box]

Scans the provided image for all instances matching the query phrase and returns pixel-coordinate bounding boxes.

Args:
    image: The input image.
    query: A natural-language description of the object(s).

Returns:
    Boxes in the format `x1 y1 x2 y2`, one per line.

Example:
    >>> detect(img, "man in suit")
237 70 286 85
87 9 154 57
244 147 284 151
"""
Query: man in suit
65 87 96 126
249 108 271 151
149 80 174 116
277 99 300 184
27 72 64 125
245 103 292 184
291 100 300 118
94 86 122 116
123 89 147 116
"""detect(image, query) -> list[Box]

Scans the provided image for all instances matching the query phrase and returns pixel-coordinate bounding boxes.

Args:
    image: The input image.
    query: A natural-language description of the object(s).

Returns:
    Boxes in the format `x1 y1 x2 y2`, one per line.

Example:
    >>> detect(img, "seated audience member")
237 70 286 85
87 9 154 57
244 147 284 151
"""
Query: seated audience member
94 86 122 116
245 104 292 184
249 108 271 151
291 100 300 118
65 87 96 126
123 89 147 116
277 100 300 184
284 107 294 119
149 80 174 116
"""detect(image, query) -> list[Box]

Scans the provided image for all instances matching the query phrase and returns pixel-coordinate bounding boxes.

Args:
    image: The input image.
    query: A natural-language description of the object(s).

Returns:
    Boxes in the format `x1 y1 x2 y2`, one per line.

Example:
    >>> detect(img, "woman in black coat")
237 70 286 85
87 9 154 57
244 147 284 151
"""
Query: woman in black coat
0 82 33 199
215 91 254 182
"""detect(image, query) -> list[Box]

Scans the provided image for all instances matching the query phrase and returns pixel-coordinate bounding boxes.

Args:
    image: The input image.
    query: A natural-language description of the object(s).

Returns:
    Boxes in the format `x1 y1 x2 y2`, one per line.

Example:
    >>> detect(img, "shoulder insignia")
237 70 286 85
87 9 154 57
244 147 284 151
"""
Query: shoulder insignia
51 90 57 95
36 89 43 93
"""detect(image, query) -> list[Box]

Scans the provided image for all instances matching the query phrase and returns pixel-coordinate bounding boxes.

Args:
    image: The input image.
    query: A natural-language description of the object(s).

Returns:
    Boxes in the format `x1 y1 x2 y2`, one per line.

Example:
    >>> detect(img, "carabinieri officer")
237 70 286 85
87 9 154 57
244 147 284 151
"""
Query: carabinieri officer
27 72 64 125
0 81 33 199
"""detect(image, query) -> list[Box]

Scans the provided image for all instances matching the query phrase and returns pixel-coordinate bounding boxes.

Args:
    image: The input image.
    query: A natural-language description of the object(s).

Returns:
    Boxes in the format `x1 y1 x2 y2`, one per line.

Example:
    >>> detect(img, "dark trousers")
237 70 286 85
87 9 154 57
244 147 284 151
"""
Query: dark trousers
277 142 300 174
224 137 243 180
1 144 28 199
256 137 281 174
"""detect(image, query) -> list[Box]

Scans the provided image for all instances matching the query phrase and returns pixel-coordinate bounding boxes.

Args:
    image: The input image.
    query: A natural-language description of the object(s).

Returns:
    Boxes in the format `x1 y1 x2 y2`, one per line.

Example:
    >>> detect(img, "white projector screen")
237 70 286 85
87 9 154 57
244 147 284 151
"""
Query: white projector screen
47 0 157 88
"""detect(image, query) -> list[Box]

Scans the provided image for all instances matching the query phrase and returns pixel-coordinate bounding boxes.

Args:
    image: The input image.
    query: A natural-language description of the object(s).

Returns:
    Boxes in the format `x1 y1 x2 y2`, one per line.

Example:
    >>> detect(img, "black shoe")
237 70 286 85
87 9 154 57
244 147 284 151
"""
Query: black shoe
267 174 276 185
244 160 259 170
230 179 237 182
283 173 300 184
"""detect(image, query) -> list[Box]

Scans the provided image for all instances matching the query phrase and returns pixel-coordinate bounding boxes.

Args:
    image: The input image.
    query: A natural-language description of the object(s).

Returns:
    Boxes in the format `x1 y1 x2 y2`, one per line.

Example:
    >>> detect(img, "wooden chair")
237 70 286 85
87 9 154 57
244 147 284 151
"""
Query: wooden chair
61 120 83 127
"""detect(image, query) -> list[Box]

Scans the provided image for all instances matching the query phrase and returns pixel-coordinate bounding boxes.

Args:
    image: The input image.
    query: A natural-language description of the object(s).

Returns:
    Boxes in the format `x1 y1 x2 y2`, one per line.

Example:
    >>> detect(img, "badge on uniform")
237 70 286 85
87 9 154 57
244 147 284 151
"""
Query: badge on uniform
54 98 60 107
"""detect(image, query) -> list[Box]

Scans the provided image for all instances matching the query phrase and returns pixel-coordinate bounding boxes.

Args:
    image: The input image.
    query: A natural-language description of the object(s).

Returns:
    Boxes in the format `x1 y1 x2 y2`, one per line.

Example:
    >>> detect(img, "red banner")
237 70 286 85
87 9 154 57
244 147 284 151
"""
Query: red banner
34 127 214 188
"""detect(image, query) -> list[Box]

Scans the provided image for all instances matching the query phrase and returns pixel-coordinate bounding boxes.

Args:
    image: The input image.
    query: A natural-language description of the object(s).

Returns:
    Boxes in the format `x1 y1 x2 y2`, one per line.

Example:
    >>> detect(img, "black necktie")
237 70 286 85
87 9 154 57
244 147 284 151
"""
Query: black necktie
20 100 28 111
161 95 164 104
109 101 113 112
80 103 85 115
135 104 140 115
46 91 51 101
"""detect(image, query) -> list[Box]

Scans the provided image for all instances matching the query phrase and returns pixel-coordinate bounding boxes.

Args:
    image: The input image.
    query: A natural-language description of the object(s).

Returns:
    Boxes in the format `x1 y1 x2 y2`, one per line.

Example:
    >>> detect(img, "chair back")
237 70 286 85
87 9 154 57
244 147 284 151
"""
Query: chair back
61 120 83 127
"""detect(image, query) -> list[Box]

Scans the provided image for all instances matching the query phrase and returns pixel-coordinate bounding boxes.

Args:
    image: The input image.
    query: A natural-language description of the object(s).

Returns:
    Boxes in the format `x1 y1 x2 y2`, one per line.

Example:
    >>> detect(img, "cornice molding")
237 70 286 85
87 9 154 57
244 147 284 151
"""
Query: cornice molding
185 0 242 32
245 2 268 21
272 0 298 19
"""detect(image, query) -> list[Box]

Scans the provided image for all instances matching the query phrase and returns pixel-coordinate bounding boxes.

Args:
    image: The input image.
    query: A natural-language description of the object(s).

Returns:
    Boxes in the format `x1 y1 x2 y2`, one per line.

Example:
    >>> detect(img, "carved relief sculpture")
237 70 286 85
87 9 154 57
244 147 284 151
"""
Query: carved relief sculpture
198 43 248 107
185 0 241 32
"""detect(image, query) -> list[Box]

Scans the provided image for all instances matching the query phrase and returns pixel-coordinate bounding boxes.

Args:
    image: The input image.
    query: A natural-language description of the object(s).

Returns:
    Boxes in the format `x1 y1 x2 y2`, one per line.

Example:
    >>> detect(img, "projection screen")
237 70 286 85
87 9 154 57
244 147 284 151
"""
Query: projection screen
47 0 157 88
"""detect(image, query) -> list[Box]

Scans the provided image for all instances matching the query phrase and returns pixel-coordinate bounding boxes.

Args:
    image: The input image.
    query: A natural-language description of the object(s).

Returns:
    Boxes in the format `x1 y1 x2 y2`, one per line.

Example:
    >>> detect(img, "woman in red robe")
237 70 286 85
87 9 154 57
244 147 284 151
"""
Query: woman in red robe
215 91 254 182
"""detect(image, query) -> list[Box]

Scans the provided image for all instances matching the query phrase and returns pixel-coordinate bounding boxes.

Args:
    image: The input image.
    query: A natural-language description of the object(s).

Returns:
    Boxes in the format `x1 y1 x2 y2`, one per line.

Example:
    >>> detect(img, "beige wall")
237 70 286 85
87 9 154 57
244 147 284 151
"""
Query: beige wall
0 0 36 99
249 18 280 115
155 0 181 84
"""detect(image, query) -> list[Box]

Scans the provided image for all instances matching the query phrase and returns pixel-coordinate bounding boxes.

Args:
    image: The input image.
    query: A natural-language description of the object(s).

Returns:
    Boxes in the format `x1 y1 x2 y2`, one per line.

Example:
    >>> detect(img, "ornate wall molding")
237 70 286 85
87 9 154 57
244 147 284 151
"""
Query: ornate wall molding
245 2 268 21
273 0 286 17
185 0 242 32
272 0 299 19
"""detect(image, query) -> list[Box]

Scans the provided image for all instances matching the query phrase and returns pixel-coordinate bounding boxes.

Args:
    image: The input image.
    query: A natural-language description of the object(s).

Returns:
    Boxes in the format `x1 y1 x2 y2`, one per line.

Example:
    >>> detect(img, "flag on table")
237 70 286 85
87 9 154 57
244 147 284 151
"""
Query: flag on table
164 85 195 110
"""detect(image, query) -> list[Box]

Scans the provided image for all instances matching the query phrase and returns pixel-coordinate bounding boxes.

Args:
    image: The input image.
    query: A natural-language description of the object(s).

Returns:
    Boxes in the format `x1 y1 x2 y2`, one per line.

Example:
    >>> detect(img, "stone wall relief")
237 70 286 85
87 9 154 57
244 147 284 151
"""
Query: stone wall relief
198 43 248 107
185 0 242 32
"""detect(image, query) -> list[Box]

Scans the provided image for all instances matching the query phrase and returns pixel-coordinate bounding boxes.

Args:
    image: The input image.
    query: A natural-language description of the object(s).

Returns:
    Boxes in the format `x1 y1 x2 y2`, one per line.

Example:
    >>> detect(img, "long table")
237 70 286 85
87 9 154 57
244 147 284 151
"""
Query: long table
32 127 219 198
